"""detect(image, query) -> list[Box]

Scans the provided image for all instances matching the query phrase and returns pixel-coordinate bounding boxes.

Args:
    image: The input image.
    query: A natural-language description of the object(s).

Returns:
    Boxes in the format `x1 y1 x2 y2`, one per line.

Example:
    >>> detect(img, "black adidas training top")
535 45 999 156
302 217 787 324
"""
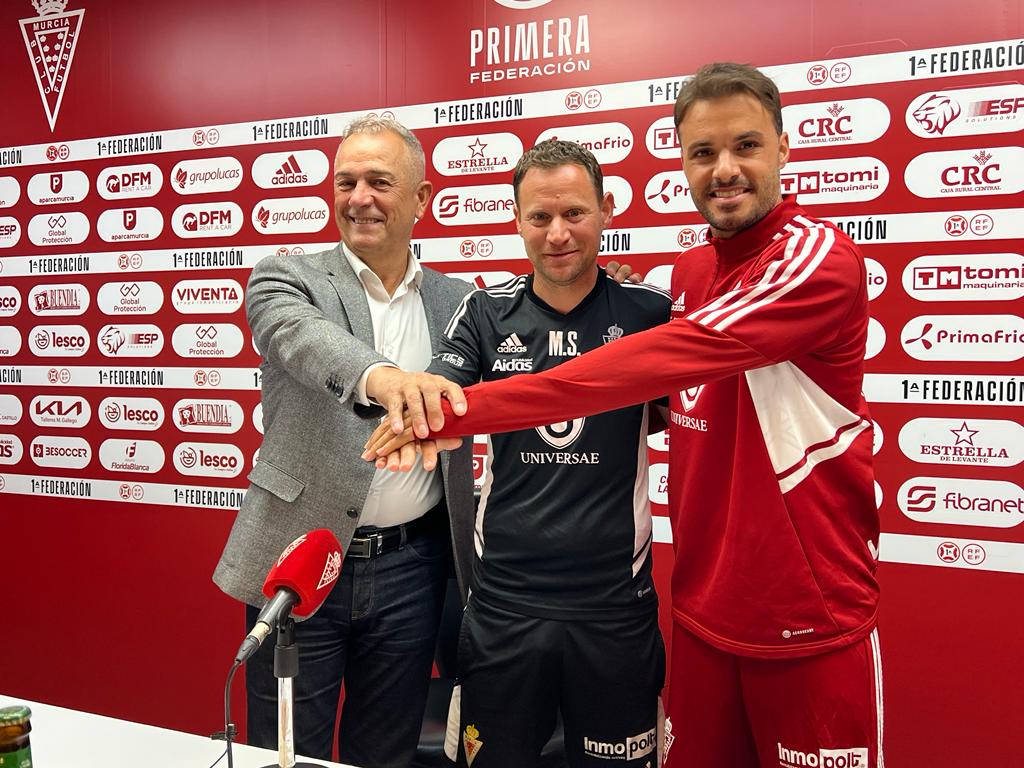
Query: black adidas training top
429 267 671 619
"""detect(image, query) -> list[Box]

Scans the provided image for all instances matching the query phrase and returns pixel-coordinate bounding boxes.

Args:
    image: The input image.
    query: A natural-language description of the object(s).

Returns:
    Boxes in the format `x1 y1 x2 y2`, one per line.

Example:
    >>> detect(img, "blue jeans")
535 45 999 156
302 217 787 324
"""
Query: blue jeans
245 518 450 767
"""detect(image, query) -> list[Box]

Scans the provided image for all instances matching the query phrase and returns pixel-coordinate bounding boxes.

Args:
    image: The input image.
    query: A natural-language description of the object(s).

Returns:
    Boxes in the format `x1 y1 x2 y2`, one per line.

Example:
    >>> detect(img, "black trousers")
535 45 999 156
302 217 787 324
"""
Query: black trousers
245 519 450 767
447 597 665 768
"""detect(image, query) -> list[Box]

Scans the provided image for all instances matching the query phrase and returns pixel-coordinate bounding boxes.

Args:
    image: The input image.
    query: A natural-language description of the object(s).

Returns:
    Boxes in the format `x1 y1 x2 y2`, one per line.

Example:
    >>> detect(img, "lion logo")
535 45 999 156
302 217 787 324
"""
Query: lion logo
101 326 126 354
912 93 962 135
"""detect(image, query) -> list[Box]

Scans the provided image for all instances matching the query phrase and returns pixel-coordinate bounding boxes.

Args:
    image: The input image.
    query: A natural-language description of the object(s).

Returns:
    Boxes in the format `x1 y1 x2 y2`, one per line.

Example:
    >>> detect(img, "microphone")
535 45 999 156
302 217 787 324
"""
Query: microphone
234 529 344 664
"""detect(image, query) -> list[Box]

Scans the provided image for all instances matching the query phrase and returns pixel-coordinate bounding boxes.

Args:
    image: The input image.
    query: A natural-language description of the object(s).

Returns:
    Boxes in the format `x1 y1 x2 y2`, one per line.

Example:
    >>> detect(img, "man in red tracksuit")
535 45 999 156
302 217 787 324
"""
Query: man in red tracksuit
366 62 884 768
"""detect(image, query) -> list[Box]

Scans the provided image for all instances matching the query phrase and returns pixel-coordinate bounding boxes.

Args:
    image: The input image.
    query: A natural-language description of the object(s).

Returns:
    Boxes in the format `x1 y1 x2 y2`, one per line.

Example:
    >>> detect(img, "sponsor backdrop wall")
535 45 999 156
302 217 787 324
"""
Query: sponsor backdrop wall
1 0 1021 763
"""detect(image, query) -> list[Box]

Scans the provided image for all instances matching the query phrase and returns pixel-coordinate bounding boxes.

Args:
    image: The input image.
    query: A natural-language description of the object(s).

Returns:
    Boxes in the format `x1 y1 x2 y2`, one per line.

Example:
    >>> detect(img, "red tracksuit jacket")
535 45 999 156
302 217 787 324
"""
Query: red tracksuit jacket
433 197 880 657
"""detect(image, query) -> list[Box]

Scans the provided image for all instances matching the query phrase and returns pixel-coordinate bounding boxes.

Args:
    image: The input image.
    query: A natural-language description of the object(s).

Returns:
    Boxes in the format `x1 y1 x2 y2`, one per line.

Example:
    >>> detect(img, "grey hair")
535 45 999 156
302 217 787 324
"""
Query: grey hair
340 115 426 180
512 138 603 205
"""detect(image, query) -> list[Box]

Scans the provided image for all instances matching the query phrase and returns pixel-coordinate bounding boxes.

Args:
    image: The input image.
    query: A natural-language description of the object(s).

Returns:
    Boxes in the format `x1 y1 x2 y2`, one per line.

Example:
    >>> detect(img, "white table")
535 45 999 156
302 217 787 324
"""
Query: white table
0 695 354 768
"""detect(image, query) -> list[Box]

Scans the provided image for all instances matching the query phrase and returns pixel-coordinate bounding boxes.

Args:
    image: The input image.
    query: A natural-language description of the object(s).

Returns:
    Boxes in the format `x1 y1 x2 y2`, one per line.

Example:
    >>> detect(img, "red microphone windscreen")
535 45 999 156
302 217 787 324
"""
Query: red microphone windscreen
262 529 344 618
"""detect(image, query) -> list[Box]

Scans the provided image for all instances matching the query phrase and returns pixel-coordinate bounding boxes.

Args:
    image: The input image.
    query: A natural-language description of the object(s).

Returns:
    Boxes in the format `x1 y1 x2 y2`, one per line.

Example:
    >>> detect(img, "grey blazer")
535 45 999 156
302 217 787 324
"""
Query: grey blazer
213 245 475 608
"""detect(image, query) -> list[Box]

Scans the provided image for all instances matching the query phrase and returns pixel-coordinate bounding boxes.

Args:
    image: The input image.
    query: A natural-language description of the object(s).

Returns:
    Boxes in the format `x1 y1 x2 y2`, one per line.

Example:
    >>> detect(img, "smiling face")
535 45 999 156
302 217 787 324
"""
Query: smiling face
515 163 613 299
332 130 431 262
678 92 790 239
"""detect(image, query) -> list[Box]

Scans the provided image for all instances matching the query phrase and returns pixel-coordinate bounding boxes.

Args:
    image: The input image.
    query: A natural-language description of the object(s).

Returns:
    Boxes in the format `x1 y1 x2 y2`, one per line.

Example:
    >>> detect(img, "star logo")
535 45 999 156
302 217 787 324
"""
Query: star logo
949 421 978 446
468 137 488 158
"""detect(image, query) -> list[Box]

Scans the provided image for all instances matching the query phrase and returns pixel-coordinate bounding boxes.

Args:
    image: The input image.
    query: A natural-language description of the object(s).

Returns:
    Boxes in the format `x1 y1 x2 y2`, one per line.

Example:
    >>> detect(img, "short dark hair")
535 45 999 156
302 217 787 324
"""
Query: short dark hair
673 62 784 135
512 139 603 205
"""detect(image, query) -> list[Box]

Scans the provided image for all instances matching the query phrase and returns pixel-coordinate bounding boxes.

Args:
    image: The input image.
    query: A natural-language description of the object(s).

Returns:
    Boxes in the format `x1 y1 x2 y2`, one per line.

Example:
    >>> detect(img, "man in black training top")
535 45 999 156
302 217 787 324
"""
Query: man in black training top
429 139 671 768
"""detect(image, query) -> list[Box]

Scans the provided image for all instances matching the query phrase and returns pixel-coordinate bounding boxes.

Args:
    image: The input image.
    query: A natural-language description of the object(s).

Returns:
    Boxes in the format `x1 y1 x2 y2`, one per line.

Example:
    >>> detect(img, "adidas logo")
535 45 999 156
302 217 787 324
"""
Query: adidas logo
496 332 527 354
671 292 686 313
272 154 308 186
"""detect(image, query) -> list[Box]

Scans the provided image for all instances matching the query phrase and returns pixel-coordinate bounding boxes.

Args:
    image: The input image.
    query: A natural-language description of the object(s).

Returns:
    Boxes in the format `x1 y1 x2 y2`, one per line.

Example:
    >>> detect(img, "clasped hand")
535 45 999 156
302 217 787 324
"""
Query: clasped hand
362 367 464 471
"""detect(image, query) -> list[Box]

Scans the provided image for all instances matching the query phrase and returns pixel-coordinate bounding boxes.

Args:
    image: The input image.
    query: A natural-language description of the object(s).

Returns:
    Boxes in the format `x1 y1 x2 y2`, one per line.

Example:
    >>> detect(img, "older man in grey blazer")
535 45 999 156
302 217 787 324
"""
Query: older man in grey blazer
213 116 475 767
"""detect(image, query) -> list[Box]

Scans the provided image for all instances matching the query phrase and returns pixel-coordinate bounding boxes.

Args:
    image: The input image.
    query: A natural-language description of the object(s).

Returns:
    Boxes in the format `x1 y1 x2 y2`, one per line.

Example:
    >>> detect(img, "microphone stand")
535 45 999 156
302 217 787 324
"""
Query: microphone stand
262 617 324 768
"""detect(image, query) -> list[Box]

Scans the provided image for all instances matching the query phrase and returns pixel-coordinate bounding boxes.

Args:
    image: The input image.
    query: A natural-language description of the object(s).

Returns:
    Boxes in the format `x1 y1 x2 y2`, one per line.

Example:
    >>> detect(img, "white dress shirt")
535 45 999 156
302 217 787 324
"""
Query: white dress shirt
345 244 443 528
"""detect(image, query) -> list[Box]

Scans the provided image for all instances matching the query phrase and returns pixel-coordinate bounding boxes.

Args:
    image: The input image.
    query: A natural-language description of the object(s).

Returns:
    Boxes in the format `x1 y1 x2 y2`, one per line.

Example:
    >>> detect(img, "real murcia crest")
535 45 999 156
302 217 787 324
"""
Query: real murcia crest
602 324 624 344
317 551 342 590
20 0 86 131
276 533 306 566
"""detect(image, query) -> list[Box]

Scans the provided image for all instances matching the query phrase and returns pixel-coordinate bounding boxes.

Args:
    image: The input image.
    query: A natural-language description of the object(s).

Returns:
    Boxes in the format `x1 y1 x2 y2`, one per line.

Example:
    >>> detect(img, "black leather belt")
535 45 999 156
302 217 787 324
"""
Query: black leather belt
348 514 432 559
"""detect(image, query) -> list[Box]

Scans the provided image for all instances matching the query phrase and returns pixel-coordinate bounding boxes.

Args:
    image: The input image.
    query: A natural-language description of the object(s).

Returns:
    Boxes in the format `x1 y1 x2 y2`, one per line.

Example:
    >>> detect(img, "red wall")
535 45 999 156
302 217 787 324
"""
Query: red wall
1 1 1022 765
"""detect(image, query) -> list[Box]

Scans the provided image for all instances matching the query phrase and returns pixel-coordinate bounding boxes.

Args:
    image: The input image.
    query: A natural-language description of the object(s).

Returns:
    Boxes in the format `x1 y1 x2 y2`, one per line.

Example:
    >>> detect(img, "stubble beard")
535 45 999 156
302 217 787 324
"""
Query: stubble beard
695 171 782 237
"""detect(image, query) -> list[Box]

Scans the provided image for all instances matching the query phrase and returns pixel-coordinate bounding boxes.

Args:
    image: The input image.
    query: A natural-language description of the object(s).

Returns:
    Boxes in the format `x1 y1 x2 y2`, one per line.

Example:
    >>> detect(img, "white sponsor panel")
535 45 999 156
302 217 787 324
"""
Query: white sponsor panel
880 532 1024 574
28 211 90 246
535 122 634 164
99 439 166 473
0 472 249 509
28 283 90 316
905 146 1024 198
170 156 244 195
645 116 680 160
29 435 92 469
251 196 330 235
898 476 1023 528
0 327 22 357
648 462 668 505
432 132 523 177
252 402 264 434
645 264 672 291
0 433 24 465
97 163 164 200
252 150 329 189
0 217 22 249
864 257 887 300
172 323 244 358
171 398 243 434
171 279 244 314
0 394 23 426
96 324 164 358
173 441 244 478
906 85 1024 139
30 395 91 428
647 430 669 452
432 184 515 226
98 397 165 431
97 206 164 242
0 287 22 317
779 157 888 203
644 170 696 214
864 373 1023 407
901 314 1024 361
604 175 633 216
0 365 260 390
449 271 518 289
97 281 165 315
27 170 89 205
0 177 22 208
171 202 243 239
903 253 1024 301
865 317 885 360
783 98 890 147
898 417 1023 468
29 324 90 357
